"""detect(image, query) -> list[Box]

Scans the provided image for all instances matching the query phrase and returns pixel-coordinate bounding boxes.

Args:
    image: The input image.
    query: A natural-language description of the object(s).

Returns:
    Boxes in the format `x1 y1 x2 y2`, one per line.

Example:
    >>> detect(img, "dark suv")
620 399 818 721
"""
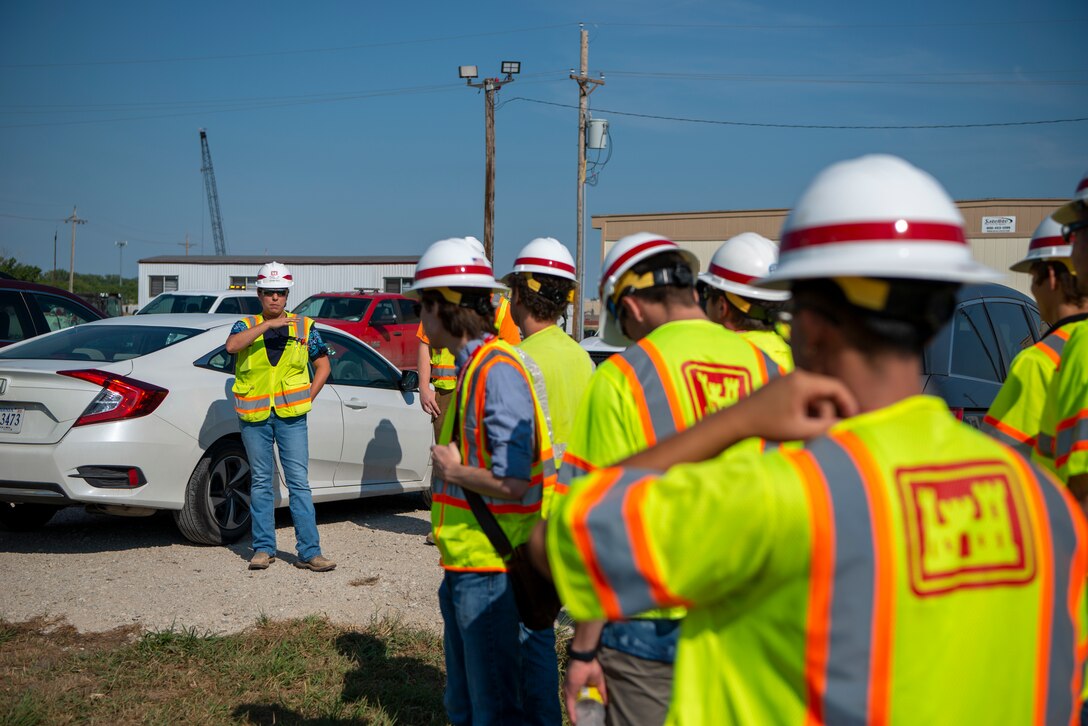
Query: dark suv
0 279 105 348
580 283 1041 428
291 290 421 370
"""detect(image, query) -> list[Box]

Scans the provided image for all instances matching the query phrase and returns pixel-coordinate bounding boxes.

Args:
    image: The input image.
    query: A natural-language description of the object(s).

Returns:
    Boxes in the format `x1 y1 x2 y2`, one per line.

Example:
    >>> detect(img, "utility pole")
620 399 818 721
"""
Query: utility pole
459 62 521 263
115 240 127 287
64 206 87 292
571 25 604 340
178 233 191 256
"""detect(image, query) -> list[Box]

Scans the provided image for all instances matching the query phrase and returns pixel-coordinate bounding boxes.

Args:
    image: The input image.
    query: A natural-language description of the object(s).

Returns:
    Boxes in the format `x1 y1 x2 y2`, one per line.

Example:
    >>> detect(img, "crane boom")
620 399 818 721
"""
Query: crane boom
199 129 228 256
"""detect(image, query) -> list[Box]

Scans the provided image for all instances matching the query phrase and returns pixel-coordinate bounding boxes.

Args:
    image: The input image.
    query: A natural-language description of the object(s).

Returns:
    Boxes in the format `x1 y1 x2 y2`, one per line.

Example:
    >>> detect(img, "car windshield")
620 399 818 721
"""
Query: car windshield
292 296 371 322
0 325 201 361
137 294 218 315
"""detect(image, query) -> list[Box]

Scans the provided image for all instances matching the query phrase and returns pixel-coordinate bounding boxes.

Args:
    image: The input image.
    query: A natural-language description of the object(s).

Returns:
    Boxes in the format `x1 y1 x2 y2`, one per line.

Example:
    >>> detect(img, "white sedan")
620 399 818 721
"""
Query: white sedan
0 314 434 545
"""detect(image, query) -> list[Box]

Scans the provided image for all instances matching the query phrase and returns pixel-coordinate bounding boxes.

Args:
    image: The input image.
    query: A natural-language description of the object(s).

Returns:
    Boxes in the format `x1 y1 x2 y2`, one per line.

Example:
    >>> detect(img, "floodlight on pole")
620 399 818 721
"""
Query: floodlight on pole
459 61 520 263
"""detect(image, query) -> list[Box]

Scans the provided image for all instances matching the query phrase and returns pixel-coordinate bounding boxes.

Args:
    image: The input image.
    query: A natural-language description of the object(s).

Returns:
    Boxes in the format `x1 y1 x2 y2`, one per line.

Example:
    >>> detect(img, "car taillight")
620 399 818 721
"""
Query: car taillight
58 369 168 426
949 407 965 421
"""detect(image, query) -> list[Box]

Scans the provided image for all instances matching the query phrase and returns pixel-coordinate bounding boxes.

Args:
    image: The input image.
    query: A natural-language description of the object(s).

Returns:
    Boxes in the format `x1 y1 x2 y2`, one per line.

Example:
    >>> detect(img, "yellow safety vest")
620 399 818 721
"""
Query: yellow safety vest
418 297 521 393
738 329 794 372
431 337 557 571
232 314 314 422
559 318 784 620
1033 319 1088 476
548 395 1088 725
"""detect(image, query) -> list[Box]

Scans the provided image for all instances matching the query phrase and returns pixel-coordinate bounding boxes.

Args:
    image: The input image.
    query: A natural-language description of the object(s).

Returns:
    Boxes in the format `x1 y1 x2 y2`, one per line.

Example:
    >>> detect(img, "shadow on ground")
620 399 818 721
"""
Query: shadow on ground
232 630 446 725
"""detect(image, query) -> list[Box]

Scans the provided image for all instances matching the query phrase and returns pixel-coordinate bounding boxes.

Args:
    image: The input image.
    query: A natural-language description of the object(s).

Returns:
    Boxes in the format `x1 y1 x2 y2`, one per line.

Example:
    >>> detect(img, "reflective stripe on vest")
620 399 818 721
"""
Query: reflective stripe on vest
610 340 686 448
566 466 692 620
788 434 1085 725
1055 411 1088 470
1037 327 1072 366
982 415 1036 455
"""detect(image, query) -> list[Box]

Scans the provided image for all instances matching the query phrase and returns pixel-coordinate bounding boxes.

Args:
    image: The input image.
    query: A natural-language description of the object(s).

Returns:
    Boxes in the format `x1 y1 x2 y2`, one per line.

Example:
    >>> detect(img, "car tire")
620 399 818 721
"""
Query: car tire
0 502 62 532
419 488 432 510
174 439 252 546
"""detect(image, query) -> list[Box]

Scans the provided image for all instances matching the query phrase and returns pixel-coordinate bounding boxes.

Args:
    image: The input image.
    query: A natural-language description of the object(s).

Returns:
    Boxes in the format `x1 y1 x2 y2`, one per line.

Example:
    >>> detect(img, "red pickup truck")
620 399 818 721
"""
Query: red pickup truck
291 290 420 371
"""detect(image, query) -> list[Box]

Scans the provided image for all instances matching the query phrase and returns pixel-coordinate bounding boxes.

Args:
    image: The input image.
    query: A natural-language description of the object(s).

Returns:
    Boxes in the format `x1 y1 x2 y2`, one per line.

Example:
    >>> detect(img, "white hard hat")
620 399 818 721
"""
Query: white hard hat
598 232 700 346
758 154 999 289
509 237 576 281
404 238 508 298
1053 171 1088 225
255 261 294 289
698 233 790 302
461 236 486 256
1009 215 1070 273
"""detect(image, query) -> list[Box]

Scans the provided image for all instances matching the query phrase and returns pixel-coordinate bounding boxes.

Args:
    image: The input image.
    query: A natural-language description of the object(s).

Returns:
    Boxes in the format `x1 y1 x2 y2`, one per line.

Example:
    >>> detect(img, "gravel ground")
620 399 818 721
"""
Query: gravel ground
0 494 445 635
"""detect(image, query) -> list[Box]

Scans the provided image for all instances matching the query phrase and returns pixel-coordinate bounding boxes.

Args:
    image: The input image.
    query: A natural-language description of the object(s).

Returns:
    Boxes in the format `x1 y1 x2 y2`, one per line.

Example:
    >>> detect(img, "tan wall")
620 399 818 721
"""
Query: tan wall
594 199 1065 298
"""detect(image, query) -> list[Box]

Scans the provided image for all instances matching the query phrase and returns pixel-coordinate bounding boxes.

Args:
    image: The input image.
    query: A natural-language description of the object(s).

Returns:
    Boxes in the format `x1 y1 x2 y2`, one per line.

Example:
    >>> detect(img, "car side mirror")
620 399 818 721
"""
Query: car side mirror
372 314 396 326
399 369 420 392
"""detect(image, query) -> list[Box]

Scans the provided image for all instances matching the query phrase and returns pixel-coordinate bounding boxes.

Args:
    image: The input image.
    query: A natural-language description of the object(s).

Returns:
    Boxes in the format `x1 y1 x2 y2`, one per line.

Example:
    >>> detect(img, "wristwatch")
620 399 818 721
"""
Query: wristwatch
567 642 598 662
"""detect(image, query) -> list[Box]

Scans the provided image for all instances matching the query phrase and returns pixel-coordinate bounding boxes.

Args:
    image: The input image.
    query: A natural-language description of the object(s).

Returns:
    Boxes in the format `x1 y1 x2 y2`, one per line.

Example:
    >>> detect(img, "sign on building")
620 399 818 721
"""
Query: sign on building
981 216 1017 233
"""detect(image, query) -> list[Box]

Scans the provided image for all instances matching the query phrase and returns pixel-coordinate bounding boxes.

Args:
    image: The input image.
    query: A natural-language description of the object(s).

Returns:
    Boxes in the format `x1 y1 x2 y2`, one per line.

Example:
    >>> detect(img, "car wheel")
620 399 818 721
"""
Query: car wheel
0 502 62 532
419 488 432 510
174 440 252 546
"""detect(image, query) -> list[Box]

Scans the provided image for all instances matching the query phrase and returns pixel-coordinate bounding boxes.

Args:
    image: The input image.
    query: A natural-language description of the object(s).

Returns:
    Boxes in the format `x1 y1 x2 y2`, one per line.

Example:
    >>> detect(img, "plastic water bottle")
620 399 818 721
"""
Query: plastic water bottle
574 685 606 726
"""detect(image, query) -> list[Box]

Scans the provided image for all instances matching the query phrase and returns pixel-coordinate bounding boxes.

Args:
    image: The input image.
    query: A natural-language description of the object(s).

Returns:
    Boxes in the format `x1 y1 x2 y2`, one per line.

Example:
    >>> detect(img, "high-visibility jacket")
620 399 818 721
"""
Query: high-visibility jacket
548 395 1088 725
232 314 314 422
416 297 521 392
738 329 794 372
985 319 1080 458
1033 319 1088 476
560 319 784 495
518 325 595 469
559 318 784 621
431 337 556 571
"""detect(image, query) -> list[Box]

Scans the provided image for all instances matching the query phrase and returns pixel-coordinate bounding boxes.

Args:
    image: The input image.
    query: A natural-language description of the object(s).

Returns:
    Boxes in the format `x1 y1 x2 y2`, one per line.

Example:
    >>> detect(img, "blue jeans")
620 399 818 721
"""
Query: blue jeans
439 571 524 725
240 411 322 561
599 619 681 663
519 623 561 726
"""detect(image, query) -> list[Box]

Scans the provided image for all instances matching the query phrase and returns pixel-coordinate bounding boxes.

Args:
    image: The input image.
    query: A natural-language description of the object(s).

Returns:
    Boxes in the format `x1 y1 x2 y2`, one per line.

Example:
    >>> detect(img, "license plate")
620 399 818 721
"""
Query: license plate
0 408 24 434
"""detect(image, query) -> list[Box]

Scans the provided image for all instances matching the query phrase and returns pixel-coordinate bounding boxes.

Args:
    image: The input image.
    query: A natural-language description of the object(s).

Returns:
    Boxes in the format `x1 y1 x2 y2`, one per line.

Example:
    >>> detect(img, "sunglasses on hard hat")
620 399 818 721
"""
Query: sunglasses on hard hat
1062 220 1088 245
260 289 289 298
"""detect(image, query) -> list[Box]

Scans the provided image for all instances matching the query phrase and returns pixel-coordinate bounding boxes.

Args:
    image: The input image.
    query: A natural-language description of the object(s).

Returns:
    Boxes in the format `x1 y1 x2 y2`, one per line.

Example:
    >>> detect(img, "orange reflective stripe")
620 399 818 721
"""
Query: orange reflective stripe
983 413 1036 446
440 563 507 573
571 468 625 619
785 449 834 726
433 491 541 515
835 431 895 726
623 475 691 610
610 354 657 446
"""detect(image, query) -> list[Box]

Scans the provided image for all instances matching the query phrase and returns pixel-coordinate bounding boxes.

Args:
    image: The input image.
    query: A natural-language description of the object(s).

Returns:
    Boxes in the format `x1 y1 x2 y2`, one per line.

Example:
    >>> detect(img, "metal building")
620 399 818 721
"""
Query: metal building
136 255 420 309
593 199 1065 297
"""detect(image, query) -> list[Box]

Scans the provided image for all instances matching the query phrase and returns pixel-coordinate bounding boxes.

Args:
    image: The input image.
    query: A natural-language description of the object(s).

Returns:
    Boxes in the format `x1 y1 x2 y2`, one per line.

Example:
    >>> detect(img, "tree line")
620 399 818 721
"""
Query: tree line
1 256 138 304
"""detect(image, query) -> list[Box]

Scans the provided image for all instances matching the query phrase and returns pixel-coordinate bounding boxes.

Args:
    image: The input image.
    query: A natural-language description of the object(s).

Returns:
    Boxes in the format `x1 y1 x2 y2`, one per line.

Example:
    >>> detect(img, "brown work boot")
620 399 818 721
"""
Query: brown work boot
425 532 435 546
295 555 336 572
248 552 276 570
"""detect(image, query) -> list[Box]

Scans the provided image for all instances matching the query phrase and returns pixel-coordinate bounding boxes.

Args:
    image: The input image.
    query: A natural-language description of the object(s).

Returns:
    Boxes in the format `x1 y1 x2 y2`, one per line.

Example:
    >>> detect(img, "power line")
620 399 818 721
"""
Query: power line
504 97 1088 130
0 23 577 69
600 69 1088 86
0 212 63 222
588 18 1086 30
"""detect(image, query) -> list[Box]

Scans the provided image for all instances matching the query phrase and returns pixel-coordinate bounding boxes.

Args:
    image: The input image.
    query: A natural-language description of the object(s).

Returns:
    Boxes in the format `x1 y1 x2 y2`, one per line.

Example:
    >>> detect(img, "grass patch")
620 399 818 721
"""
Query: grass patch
0 614 447 725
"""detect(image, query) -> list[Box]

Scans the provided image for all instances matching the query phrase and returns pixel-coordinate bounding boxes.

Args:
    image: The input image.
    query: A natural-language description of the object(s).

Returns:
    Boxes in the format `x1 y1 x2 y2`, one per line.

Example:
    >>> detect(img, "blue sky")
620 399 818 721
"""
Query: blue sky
1 1 1085 291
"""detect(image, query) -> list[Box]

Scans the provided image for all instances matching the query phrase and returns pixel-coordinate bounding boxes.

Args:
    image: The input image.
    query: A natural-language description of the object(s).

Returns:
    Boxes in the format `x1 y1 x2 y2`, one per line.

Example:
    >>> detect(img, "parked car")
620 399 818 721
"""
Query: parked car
579 283 1043 428
0 314 434 544
0 279 106 349
291 290 421 370
137 289 263 316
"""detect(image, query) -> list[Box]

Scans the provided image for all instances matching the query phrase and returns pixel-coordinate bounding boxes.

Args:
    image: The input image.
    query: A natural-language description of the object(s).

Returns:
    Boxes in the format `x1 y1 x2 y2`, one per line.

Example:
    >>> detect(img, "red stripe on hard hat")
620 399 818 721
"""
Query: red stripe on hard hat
781 221 966 251
1029 235 1066 251
415 264 493 280
604 239 677 281
708 263 757 285
515 256 576 274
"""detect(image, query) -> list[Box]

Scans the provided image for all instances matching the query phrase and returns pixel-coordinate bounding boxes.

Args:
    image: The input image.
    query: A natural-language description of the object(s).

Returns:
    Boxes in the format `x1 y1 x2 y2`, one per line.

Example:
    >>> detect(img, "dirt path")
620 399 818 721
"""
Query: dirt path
0 494 444 634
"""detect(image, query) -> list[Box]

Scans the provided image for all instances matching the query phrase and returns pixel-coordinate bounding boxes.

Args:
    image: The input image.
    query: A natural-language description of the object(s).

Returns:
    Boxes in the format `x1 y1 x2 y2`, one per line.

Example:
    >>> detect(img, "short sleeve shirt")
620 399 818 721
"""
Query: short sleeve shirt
231 317 328 366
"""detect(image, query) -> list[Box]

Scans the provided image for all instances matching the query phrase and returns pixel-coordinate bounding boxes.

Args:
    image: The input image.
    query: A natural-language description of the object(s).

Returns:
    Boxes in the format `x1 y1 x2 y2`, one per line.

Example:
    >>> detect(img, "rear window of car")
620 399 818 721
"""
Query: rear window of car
0 325 200 361
292 296 372 321
137 294 218 314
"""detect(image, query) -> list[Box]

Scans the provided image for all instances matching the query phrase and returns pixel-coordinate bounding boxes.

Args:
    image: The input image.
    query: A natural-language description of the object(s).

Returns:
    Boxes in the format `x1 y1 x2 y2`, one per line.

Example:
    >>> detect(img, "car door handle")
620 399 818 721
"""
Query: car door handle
393 332 402 336
345 398 369 409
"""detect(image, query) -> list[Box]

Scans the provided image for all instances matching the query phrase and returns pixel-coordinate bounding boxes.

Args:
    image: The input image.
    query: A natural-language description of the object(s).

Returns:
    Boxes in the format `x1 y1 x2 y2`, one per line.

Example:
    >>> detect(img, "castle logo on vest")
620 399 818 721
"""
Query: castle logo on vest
897 460 1035 596
680 361 755 416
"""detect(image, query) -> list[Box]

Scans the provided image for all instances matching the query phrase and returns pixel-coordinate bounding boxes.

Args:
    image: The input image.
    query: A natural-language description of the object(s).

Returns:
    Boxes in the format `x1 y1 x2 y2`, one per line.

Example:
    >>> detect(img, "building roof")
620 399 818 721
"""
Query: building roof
137 255 420 265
